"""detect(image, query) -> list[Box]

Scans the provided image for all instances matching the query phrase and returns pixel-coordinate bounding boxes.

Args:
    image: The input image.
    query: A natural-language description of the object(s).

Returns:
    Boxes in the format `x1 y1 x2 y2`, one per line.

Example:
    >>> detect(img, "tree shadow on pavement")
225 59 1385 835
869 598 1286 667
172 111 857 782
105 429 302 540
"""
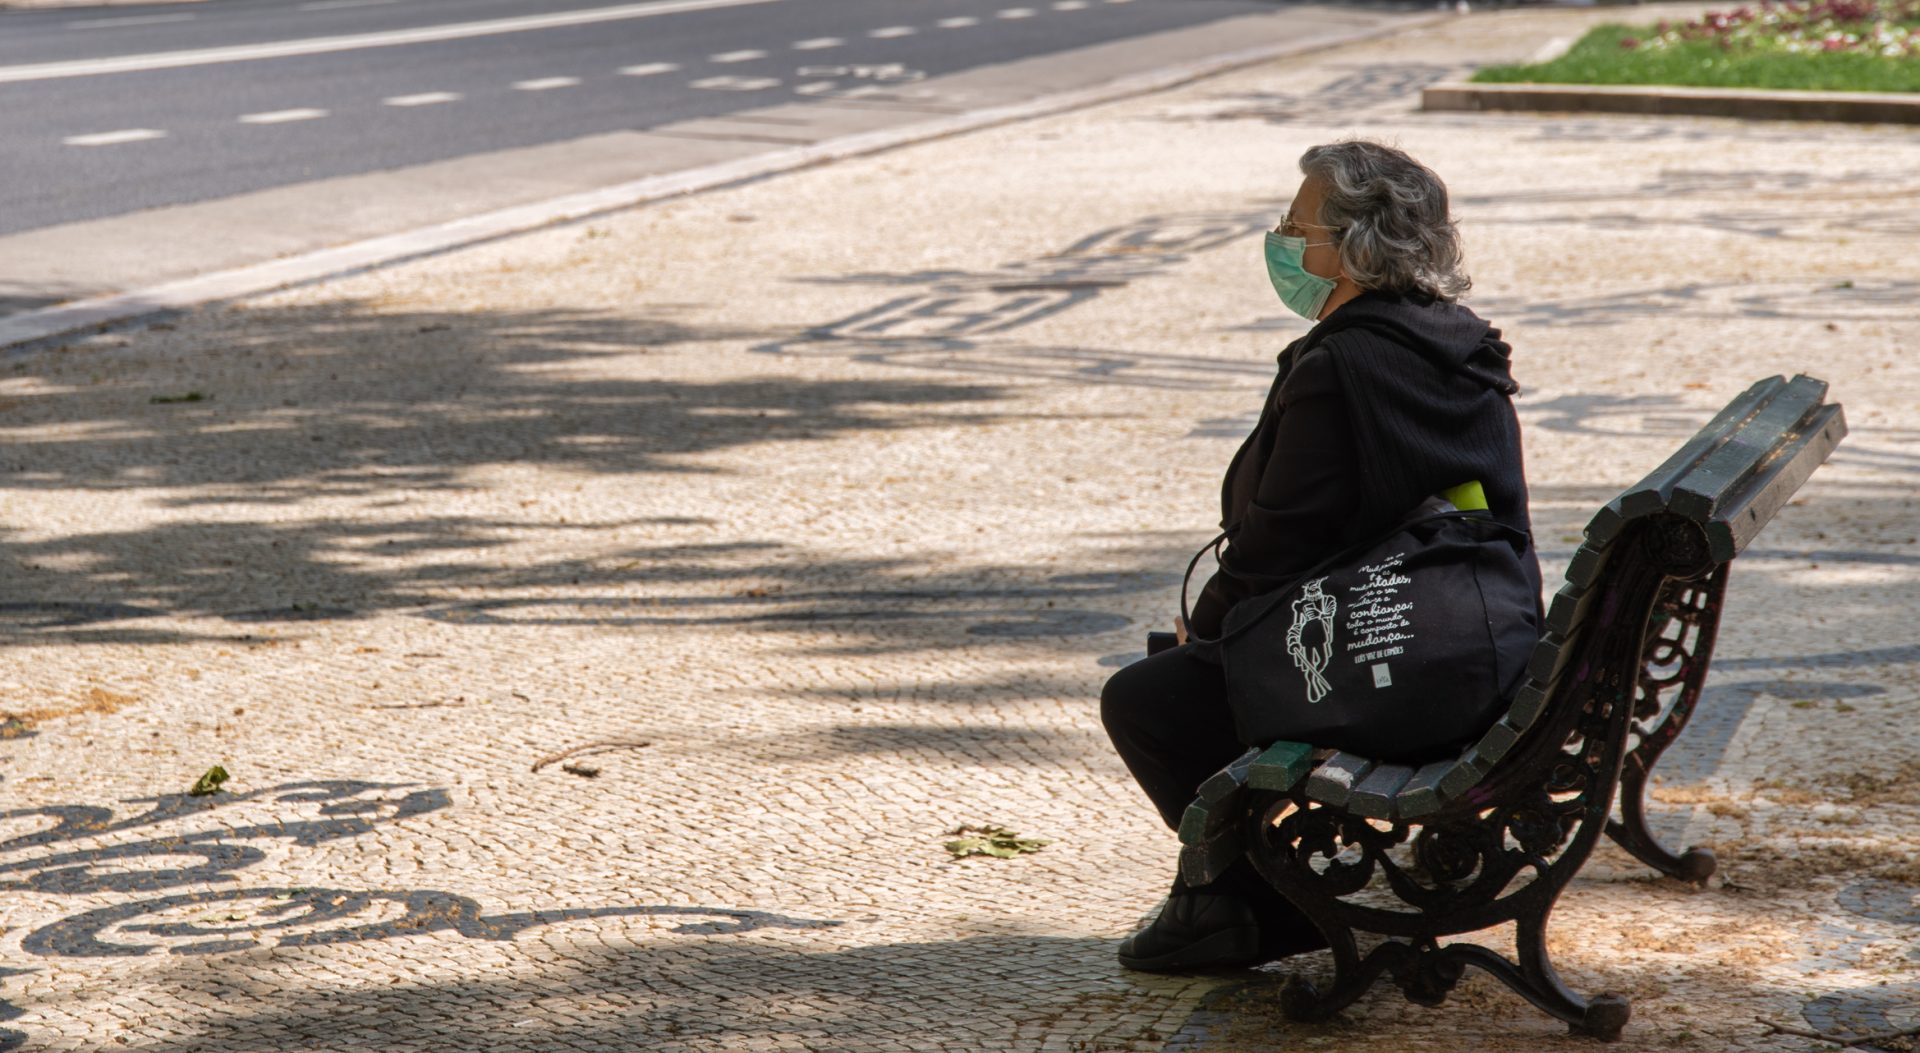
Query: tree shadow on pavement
0 298 1070 646
2 301 1003 497
95 931 1183 1053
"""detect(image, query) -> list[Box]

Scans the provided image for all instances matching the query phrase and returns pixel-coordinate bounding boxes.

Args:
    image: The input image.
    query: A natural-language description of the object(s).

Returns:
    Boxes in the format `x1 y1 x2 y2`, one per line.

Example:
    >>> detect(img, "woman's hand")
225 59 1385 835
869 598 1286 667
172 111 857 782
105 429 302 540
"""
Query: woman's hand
1174 616 1188 646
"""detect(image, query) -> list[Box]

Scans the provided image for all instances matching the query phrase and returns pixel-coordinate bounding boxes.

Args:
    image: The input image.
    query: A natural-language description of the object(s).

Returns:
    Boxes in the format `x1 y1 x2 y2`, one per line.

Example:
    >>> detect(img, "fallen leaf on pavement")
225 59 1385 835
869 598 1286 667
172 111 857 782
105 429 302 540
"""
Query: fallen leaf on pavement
945 825 1051 860
189 765 231 796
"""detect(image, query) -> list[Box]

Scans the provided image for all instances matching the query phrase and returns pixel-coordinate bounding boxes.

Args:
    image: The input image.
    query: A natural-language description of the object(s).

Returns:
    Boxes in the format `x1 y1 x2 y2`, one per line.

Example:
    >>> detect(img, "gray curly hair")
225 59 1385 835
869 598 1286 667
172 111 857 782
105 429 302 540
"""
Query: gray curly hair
1298 140 1470 301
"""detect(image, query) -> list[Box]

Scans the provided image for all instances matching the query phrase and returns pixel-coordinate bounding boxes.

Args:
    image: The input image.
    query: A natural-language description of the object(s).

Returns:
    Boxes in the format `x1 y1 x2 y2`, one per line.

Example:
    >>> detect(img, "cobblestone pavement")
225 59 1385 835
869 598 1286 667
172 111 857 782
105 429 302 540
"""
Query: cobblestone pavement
5 4 1920 1050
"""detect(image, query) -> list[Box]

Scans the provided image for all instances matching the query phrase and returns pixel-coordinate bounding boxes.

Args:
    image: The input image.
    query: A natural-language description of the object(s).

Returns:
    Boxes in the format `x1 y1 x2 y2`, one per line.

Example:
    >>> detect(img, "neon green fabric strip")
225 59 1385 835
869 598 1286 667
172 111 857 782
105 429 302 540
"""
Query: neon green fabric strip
1441 480 1488 511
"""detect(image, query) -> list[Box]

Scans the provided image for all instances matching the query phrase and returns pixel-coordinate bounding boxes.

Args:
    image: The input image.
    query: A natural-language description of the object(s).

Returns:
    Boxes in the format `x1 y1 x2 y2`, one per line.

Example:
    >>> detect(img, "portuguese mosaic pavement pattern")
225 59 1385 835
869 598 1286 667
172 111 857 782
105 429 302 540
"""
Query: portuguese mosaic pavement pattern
4 5 1920 1050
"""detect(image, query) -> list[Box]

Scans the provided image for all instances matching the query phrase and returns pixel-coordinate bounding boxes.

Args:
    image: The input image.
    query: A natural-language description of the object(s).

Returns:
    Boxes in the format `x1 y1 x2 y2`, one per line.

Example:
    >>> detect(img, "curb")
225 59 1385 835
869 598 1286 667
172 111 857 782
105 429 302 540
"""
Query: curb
1422 79 1920 123
2 11 1445 354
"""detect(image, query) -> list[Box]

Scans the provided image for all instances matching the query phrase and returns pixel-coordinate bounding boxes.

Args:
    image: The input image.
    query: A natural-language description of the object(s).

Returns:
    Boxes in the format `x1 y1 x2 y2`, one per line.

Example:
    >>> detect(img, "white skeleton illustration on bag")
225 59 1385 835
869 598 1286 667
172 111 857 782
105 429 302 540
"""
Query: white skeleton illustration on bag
1286 577 1337 704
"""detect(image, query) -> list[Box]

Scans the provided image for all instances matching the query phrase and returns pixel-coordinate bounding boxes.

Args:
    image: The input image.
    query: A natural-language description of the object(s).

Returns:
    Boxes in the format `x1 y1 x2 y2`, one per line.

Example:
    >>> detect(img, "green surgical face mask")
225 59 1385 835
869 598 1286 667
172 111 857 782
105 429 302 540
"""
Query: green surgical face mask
1264 231 1337 320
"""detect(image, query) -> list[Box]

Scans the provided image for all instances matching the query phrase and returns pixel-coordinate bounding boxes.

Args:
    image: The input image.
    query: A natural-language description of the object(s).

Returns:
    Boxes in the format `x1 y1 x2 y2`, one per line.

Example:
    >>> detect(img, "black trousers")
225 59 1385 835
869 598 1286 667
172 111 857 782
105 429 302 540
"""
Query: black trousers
1099 643 1245 832
1100 643 1310 921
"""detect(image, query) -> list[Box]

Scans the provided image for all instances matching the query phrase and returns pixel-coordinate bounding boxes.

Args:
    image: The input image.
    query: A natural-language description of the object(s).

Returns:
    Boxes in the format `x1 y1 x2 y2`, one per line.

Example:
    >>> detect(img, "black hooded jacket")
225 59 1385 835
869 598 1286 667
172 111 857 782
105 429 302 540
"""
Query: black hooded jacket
1188 291 1542 639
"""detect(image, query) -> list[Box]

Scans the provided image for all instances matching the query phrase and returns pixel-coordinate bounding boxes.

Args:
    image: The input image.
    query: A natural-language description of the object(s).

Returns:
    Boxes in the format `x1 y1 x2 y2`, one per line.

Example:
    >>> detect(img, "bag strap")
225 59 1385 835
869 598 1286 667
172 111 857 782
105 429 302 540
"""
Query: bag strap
1177 482 1524 651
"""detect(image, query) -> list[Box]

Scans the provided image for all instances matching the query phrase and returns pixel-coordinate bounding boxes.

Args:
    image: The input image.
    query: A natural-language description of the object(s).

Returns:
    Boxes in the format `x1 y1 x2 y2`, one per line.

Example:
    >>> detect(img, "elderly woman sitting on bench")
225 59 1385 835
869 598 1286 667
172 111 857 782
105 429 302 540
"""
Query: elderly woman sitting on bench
1100 139 1542 972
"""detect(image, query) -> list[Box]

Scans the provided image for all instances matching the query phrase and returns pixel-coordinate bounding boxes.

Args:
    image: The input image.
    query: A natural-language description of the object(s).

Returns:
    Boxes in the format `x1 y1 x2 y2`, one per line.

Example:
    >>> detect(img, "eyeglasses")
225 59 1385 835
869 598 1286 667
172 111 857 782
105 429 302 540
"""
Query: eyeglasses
1274 210 1340 244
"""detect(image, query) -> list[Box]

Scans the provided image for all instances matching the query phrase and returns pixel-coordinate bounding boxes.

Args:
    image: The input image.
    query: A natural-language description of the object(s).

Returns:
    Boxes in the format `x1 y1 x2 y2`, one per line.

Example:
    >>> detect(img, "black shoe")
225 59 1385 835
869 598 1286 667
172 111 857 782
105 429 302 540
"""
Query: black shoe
1116 891 1263 973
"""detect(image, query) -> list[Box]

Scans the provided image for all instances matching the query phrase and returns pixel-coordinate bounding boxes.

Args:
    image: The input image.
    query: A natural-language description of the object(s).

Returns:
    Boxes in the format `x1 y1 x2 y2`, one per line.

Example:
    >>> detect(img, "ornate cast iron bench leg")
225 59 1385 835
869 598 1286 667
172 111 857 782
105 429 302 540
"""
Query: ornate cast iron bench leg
1604 568 1729 885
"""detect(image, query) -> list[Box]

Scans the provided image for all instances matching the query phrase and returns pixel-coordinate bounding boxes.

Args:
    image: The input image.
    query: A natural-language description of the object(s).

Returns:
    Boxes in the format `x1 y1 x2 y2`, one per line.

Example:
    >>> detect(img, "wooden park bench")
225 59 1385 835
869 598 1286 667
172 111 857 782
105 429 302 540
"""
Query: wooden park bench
1175 374 1846 1041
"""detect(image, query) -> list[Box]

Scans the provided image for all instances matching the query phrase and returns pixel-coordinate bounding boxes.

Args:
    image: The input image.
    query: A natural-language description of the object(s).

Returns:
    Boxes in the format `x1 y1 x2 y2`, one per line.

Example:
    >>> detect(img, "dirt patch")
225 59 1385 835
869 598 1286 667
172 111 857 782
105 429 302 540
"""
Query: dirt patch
1820 763 1920 807
0 685 141 730
1719 836 1920 891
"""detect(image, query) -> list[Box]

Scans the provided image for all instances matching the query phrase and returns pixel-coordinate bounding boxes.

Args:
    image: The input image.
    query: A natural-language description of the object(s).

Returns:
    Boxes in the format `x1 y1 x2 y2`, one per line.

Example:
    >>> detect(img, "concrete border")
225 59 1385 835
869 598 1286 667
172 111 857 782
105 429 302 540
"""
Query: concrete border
1422 79 1920 123
0 11 1443 354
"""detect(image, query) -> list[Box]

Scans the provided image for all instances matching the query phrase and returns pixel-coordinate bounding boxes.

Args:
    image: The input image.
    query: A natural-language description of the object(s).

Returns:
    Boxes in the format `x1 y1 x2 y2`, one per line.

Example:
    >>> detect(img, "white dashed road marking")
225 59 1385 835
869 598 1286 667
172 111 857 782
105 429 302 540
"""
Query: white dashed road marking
513 76 581 90
63 128 166 146
690 75 779 90
620 62 681 76
239 108 329 124
792 37 843 49
297 0 397 10
67 12 195 28
869 26 915 38
937 16 978 27
998 7 1036 18
710 49 767 63
1053 0 1089 9
0 0 780 85
383 91 461 106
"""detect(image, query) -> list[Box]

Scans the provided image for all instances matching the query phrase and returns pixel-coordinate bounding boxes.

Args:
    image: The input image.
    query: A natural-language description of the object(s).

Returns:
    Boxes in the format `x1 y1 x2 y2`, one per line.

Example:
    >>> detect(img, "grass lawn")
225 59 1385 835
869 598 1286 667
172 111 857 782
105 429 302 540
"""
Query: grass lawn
1475 17 1920 93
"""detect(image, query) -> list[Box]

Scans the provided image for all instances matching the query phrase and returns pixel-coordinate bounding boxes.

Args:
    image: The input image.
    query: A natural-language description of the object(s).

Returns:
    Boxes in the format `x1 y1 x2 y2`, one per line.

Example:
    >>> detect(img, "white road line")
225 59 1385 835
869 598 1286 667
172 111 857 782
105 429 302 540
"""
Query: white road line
383 91 461 106
792 37 843 49
513 76 580 90
936 16 979 27
1053 0 1089 9
619 62 680 76
67 12 195 29
0 0 782 85
869 26 915 38
690 75 779 90
997 7 1037 18
298 0 397 10
63 128 166 146
239 108 329 124
710 49 766 63
794 81 837 95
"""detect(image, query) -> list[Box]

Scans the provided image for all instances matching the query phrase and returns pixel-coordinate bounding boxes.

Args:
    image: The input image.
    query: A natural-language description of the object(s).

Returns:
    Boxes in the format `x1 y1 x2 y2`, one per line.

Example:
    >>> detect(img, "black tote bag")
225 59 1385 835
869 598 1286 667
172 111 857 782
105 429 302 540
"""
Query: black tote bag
1184 498 1539 761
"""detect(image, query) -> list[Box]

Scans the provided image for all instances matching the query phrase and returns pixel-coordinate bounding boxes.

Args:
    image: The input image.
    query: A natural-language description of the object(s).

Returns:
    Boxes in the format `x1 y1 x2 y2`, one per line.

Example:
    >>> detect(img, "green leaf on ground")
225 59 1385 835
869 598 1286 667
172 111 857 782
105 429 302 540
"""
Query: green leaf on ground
944 824 1051 860
189 765 231 796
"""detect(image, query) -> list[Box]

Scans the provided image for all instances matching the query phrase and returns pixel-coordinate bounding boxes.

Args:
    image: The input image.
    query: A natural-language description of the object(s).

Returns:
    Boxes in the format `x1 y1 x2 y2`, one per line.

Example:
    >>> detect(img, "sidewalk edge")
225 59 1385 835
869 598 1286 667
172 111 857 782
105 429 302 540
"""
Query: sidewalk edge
1422 79 1920 124
2 10 1446 355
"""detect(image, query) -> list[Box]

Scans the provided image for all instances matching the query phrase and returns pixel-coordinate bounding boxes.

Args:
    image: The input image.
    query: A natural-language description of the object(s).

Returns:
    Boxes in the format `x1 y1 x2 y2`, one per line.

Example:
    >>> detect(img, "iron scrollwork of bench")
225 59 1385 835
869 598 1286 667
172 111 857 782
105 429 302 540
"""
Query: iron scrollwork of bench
1173 374 1847 1041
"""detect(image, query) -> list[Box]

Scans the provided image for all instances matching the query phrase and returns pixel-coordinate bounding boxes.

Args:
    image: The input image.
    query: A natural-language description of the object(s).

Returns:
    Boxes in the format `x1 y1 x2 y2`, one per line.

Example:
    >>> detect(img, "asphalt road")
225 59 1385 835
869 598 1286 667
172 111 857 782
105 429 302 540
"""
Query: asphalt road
0 0 1285 238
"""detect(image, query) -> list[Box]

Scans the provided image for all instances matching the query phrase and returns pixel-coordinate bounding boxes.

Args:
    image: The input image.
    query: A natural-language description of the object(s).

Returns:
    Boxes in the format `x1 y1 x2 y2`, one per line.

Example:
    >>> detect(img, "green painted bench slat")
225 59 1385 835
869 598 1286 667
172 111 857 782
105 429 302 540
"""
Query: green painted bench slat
1392 759 1459 819
1693 402 1847 562
1469 717 1523 767
1305 752 1373 808
1179 827 1245 886
1669 375 1829 523
1176 746 1258 846
1544 581 1598 638
1248 740 1314 791
1349 763 1417 820
1506 681 1553 732
1586 374 1796 545
1525 634 1574 684
1435 751 1492 801
1563 542 1612 590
